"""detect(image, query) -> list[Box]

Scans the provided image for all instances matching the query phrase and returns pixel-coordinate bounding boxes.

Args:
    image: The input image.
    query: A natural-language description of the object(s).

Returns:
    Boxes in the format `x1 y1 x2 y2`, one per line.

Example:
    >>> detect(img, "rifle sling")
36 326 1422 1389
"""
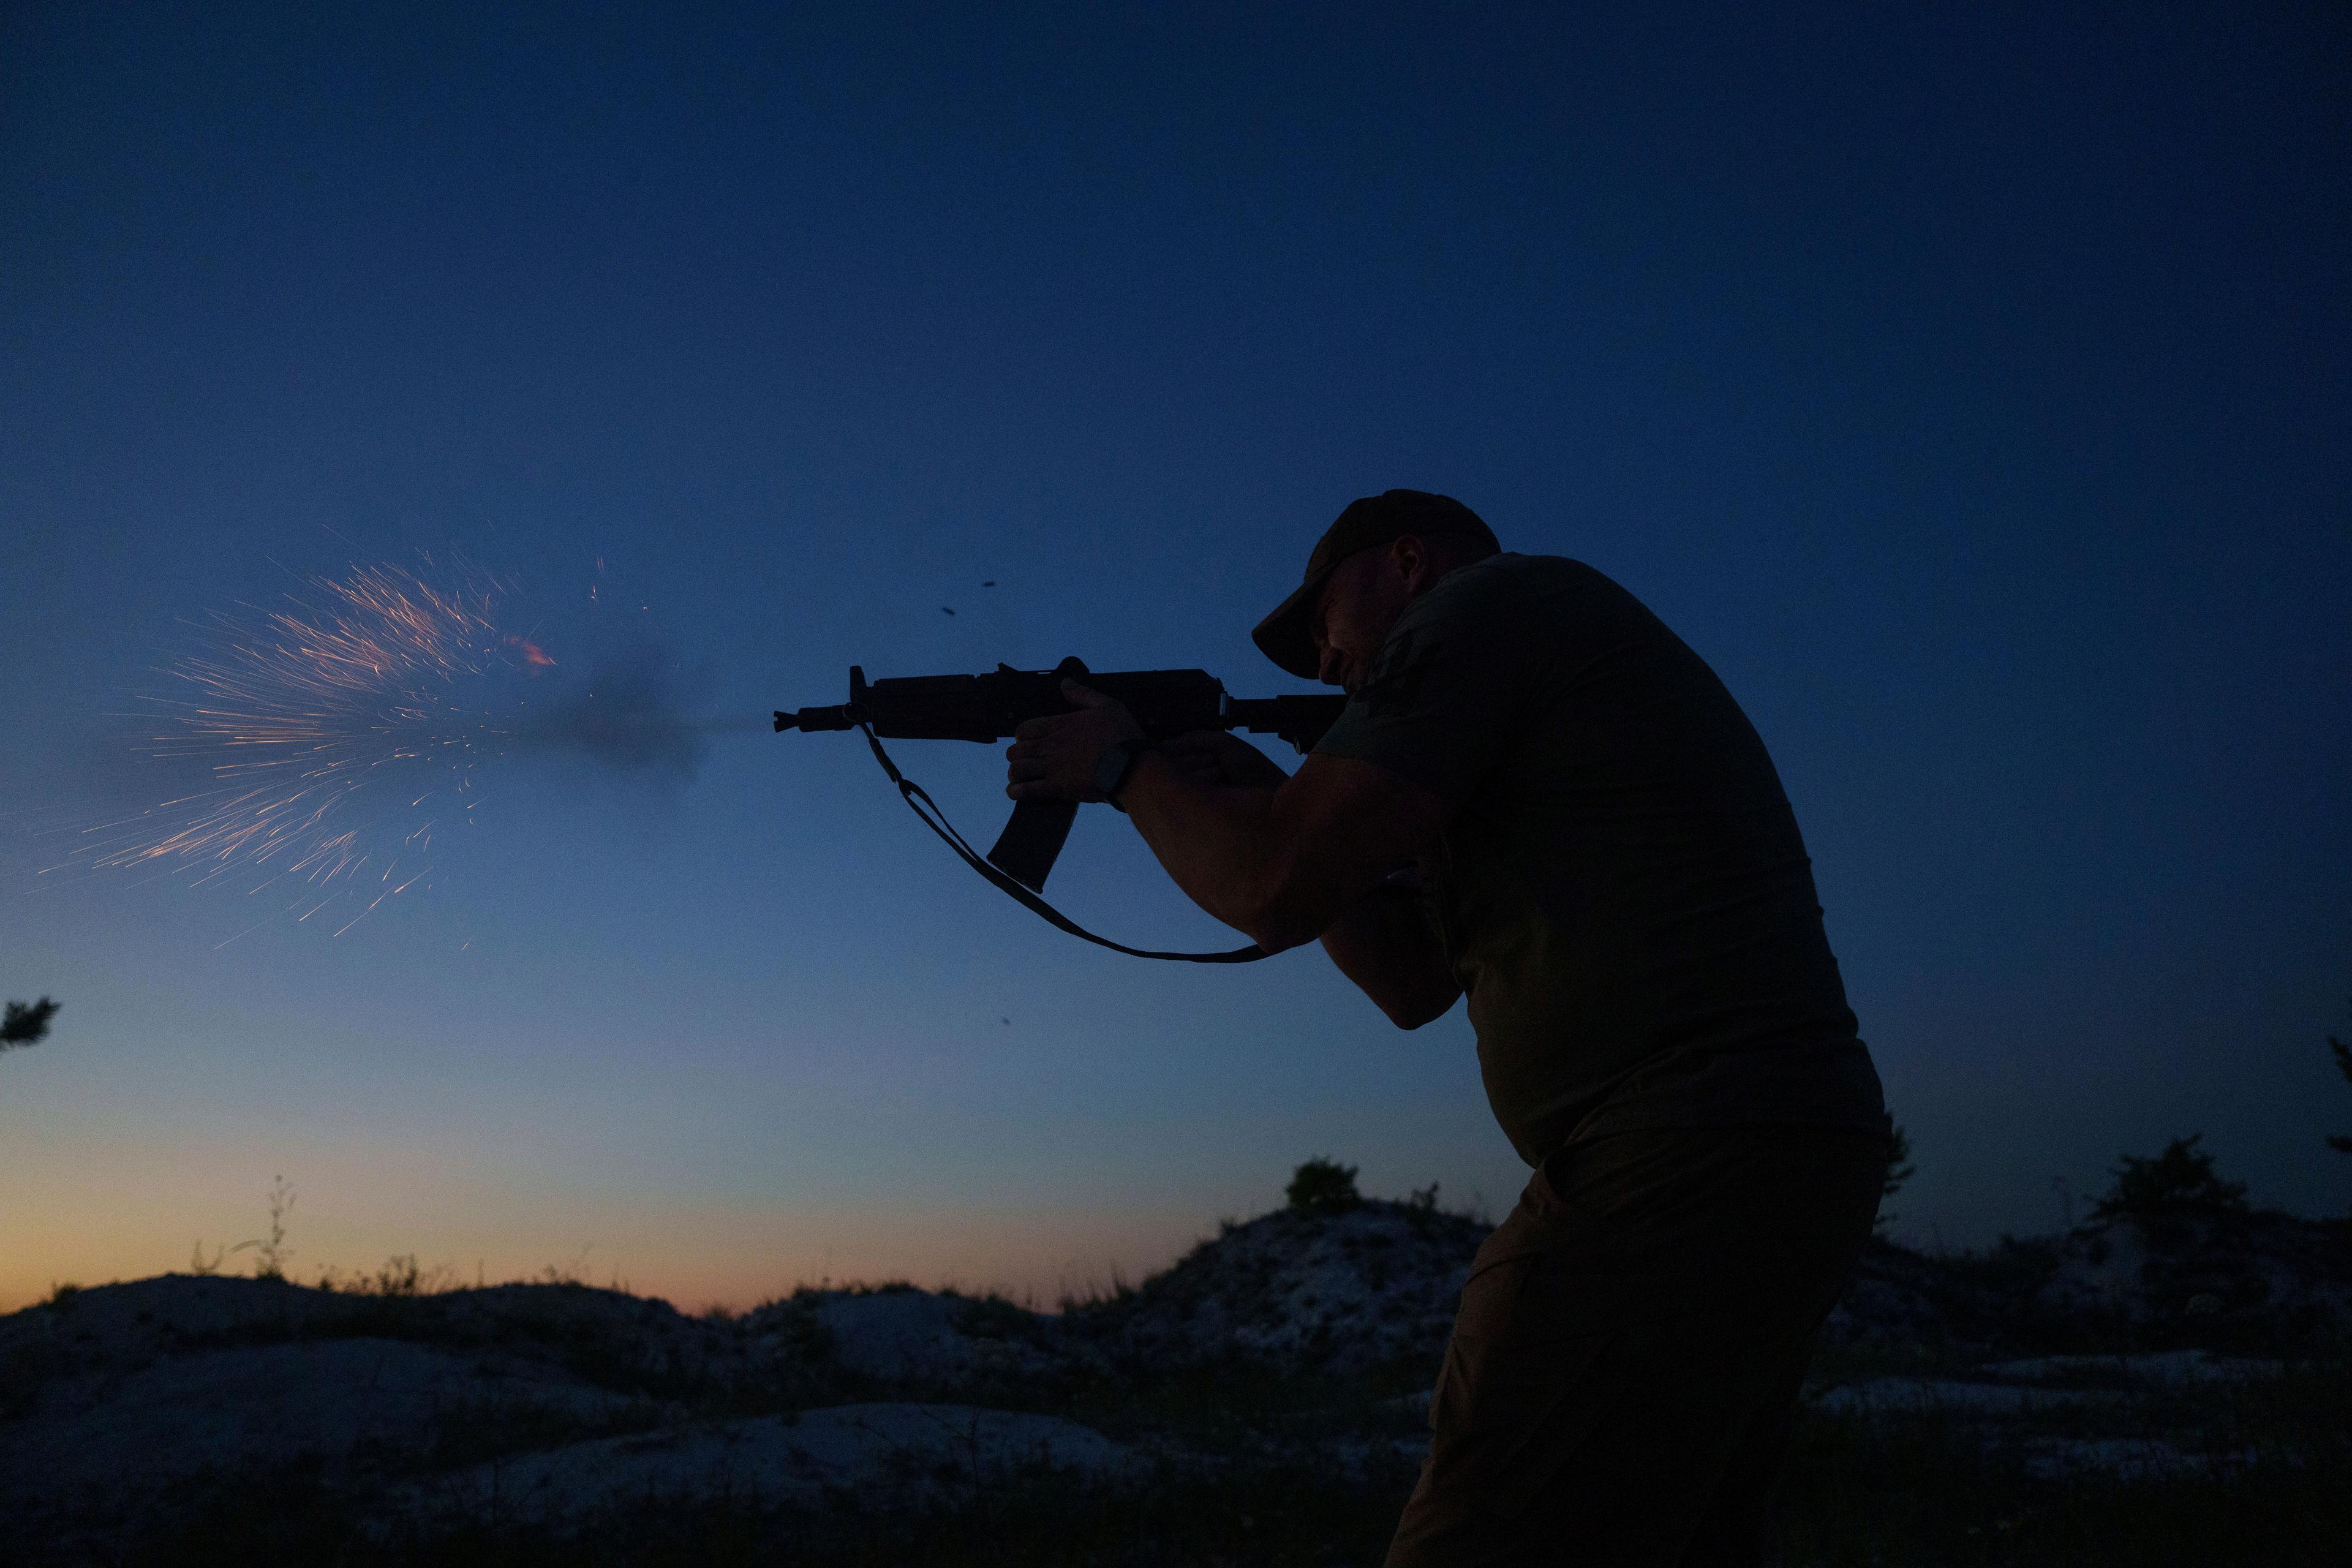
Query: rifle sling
860 724 1270 964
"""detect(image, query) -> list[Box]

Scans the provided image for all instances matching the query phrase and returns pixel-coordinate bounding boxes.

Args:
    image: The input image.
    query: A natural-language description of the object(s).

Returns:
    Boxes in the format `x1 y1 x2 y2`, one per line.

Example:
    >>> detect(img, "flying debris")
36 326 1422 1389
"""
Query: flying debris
941 606 957 616
982 580 996 587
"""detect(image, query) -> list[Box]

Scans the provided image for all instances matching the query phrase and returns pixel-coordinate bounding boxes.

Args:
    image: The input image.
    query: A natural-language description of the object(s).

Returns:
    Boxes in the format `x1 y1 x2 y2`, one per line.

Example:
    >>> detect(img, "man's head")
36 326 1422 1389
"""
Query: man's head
1251 489 1499 688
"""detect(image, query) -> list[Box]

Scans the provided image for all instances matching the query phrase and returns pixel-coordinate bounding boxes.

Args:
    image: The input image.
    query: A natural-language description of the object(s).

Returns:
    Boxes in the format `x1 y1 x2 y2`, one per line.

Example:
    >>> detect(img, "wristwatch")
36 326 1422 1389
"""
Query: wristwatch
1092 737 1153 811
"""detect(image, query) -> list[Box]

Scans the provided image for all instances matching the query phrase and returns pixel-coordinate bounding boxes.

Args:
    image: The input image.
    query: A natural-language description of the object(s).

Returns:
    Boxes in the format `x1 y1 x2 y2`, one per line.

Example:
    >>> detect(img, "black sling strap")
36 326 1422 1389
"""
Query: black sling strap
860 724 1270 963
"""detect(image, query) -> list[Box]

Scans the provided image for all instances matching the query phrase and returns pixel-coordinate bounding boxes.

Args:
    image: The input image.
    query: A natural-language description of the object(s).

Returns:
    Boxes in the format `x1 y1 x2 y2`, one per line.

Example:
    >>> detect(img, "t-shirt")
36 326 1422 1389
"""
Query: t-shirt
1313 553 1887 1166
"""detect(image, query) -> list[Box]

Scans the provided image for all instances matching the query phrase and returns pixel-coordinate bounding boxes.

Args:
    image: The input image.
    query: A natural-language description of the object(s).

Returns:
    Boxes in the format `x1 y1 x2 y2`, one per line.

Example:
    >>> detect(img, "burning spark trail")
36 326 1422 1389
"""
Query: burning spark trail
52 557 551 934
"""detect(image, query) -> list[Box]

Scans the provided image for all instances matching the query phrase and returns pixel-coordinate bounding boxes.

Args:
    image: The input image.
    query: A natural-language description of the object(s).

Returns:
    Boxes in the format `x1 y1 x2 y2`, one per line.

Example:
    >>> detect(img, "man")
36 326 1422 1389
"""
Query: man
1006 489 1888 1566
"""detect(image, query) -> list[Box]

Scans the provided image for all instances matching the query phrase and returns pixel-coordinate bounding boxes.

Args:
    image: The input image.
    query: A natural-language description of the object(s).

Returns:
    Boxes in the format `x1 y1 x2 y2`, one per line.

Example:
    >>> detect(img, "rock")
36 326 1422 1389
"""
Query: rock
1066 1200 1485 1376
1809 1378 2121 1415
391 1404 1135 1531
753 1285 1090 1389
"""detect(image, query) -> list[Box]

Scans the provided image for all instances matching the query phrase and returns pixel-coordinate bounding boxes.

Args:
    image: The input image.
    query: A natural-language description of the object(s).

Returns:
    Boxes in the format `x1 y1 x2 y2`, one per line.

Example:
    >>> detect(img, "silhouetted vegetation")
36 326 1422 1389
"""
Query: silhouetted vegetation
2329 1000 2351 1158
192 1175 300 1281
2091 1136 2248 1224
1283 1156 1362 1213
1 996 58 1051
1877 1123 1915 1232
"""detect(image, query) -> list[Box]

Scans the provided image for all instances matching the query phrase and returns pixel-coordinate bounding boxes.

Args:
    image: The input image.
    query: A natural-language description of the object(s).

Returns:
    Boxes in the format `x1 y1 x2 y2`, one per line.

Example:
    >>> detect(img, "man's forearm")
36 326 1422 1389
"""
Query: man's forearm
1115 754 1311 949
1002 690 1447 952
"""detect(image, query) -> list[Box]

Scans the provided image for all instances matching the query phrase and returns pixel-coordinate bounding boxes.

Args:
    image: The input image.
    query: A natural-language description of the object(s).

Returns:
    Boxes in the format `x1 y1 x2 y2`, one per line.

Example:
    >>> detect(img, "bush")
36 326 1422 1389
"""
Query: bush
1286 1156 1362 1213
2090 1134 2247 1224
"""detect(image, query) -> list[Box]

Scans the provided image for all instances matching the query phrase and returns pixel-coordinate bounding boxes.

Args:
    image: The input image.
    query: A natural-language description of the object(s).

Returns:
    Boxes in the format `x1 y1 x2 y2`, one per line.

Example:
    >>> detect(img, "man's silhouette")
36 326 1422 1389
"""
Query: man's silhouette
1008 490 1888 1566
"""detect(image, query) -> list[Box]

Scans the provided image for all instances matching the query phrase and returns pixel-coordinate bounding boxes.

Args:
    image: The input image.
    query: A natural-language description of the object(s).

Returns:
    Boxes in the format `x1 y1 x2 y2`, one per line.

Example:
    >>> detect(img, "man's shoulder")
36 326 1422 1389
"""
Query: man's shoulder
1413 552 1618 626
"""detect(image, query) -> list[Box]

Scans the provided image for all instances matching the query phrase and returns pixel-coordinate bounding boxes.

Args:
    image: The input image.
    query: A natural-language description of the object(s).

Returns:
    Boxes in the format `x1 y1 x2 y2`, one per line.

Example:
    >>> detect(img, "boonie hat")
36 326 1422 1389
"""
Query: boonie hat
1251 489 1498 679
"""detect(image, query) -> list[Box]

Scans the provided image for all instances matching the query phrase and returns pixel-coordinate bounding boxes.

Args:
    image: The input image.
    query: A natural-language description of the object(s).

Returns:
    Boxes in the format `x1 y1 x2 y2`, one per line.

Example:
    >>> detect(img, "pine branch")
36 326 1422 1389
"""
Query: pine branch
1 997 59 1050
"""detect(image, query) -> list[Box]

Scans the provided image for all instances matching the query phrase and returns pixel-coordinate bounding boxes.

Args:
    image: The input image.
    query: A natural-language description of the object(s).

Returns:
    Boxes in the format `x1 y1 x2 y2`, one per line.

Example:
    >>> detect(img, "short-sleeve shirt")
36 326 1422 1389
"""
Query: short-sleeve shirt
1313 553 1887 1166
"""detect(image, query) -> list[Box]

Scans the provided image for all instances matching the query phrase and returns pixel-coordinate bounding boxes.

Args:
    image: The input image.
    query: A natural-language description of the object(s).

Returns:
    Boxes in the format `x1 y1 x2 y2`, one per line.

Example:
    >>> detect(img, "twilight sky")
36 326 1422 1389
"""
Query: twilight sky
2 3 2347 1313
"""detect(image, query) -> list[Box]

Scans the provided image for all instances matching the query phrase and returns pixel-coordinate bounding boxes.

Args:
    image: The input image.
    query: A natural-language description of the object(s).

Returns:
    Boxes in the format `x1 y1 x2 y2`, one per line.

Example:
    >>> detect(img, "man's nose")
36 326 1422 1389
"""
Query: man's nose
1317 644 1345 687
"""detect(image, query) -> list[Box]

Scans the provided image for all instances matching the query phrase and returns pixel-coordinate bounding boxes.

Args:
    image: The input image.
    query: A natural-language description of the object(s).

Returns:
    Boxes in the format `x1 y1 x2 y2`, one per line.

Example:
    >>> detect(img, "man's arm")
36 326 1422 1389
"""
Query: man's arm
1115 747 1444 952
1317 878 1461 1028
1131 730 1458 1025
1005 685 1450 955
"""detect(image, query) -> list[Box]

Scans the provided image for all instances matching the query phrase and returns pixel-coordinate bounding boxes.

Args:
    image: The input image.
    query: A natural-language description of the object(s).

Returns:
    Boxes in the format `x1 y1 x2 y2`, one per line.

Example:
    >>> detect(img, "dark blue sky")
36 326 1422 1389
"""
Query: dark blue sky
3 3 2346 1307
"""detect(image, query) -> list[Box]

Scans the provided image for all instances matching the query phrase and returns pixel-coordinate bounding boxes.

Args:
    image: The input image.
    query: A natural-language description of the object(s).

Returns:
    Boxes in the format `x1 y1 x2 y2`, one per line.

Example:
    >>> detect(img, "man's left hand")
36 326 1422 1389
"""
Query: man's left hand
1005 680 1147 802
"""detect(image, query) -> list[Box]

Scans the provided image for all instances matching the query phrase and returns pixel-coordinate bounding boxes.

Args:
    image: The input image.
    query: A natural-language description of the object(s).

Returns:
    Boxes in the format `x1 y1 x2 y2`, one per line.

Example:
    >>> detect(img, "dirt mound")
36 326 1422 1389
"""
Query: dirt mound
2 1197 2343 1558
1825 1210 2352 1356
1068 1199 1487 1376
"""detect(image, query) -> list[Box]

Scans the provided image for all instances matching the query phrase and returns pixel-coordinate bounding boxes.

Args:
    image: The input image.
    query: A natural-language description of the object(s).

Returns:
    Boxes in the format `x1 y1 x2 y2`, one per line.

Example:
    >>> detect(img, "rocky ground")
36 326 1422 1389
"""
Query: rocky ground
1 1195 2345 1566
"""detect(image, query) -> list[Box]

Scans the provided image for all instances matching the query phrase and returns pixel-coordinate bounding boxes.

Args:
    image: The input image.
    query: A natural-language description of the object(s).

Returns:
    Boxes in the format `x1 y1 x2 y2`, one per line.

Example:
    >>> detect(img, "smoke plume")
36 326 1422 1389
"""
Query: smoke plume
507 645 748 783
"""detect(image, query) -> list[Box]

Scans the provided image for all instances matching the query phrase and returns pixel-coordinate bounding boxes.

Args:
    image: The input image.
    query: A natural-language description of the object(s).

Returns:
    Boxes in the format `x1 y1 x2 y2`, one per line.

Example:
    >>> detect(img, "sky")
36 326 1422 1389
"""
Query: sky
2 2 2346 1313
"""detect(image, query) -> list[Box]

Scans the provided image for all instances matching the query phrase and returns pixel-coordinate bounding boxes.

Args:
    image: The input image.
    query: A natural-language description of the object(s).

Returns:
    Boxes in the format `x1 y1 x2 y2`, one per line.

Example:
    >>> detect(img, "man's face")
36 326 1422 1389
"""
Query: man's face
1310 545 1415 692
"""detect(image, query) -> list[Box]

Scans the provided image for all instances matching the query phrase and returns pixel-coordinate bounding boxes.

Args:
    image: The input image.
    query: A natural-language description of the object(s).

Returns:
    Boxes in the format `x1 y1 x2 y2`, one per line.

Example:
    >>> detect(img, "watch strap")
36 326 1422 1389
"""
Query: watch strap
1101 737 1152 812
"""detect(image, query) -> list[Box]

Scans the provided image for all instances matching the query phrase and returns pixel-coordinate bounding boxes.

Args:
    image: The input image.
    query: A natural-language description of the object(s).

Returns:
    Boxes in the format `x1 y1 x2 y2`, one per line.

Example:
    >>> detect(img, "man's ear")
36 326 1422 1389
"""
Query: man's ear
1390 533 1434 592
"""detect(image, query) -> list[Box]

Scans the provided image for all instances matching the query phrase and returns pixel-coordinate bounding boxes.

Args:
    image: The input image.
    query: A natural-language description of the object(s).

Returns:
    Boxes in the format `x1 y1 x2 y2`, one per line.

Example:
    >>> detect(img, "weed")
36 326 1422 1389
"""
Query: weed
228 1175 298 1281
319 1254 459 1297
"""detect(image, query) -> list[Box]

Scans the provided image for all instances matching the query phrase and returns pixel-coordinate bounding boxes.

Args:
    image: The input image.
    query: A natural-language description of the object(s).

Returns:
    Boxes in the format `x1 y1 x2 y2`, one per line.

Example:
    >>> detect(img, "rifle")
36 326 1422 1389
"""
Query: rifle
775 658 1345 961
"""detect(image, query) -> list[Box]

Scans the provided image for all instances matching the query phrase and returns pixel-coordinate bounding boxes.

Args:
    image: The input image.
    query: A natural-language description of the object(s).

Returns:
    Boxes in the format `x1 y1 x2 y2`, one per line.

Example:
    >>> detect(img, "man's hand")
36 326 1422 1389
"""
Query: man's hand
1005 679 1147 802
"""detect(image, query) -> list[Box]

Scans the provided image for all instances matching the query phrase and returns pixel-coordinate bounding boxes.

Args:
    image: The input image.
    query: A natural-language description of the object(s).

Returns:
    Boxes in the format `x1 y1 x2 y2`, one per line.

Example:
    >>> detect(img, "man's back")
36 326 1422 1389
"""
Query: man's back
1001 499 1896 1566
1312 552 1886 1164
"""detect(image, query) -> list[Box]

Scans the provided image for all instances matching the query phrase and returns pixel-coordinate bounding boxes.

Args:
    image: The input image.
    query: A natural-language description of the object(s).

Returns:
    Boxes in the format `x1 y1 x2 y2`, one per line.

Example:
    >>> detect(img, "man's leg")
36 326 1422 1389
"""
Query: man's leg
1673 1335 1815 1567
1383 1127 1883 1568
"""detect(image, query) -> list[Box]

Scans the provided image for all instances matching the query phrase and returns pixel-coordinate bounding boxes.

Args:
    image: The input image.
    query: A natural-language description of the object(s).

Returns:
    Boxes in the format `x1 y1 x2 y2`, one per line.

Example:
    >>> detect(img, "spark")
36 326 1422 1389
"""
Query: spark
58 556 549 937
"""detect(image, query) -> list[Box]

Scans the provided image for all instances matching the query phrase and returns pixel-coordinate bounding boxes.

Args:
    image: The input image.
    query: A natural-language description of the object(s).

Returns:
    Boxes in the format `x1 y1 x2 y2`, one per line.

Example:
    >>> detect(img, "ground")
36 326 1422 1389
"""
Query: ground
1 1197 2344 1566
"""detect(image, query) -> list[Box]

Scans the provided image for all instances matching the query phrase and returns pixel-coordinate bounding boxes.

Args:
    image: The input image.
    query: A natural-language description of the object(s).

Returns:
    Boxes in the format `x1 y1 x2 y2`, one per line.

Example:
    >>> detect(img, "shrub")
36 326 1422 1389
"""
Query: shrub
2090 1134 2248 1223
1286 1157 1362 1213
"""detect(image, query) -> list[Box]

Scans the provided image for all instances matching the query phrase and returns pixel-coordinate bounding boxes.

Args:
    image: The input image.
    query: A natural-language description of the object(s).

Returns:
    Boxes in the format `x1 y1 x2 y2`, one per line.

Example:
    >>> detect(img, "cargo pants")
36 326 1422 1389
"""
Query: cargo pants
1384 1125 1887 1567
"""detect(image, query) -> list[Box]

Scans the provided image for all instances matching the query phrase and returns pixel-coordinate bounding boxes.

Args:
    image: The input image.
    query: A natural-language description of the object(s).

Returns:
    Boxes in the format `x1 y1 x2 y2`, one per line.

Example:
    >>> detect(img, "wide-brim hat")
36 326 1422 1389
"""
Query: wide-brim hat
1250 489 1498 680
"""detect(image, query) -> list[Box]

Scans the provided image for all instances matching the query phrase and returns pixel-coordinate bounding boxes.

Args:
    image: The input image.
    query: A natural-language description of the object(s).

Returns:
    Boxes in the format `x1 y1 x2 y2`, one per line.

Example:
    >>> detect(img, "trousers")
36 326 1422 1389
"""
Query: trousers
1383 1125 1886 1567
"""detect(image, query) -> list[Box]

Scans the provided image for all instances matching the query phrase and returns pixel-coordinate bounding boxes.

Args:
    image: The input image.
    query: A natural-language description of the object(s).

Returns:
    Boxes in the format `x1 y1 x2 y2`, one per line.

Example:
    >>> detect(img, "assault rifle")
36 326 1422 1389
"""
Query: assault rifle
775 658 1345 962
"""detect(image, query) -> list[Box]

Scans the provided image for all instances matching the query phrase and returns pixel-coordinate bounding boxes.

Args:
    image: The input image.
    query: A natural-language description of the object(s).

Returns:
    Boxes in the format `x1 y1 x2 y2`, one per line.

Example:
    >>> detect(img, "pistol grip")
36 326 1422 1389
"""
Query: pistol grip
987 798 1079 893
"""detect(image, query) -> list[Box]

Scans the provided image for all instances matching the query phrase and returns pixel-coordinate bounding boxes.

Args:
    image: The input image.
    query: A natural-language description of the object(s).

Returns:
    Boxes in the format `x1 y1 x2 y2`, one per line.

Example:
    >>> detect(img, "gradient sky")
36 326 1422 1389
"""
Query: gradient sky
3 3 2347 1313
